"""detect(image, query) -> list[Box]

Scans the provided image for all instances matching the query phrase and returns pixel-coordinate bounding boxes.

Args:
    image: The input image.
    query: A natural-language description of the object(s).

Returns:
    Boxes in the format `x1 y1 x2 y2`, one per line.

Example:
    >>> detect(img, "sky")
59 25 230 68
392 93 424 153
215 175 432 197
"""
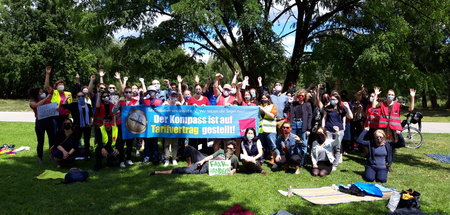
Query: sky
113 2 304 63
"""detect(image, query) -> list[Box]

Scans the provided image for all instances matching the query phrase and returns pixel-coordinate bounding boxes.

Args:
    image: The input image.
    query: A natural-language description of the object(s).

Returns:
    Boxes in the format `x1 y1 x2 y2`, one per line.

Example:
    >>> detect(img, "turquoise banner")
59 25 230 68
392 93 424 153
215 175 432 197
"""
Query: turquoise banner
121 105 260 139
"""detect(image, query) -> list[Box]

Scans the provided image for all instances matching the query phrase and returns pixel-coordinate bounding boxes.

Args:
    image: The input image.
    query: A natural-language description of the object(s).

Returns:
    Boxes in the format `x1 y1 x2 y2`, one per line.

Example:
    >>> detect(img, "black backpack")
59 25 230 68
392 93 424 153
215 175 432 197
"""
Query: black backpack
63 168 89 184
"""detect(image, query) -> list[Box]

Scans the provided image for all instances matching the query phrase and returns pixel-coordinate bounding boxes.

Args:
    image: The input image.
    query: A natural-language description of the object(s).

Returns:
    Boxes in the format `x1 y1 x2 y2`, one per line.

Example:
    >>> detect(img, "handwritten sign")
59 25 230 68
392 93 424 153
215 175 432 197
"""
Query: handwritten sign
208 160 231 176
37 102 59 120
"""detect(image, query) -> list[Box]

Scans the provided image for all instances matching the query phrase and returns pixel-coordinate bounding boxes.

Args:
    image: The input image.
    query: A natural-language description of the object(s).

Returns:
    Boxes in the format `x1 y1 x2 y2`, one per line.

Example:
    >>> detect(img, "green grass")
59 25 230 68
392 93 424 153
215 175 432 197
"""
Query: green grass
0 99 30 112
0 122 449 214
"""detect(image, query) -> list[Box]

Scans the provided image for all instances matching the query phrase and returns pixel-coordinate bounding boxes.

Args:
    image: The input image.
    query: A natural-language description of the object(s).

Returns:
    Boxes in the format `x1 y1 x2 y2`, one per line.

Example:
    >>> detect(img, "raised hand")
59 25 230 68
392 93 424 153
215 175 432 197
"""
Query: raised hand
215 73 223 80
99 69 105 77
234 70 240 76
123 77 128 82
164 79 170 85
195 75 200 83
90 75 96 80
257 76 262 82
45 66 52 74
410 88 416 97
374 87 381 96
76 73 80 79
177 75 183 83
139 78 145 82
114 72 121 80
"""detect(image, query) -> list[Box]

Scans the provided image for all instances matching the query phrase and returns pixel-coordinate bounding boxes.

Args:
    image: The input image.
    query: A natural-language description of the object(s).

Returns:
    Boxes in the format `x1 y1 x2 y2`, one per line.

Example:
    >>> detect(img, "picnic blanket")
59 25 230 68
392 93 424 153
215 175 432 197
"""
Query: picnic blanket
424 153 450 163
36 170 66 180
290 186 392 205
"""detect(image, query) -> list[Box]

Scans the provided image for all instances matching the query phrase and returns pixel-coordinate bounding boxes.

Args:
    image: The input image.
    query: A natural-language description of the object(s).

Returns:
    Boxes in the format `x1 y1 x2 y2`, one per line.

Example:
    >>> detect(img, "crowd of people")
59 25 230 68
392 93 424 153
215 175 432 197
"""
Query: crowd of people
30 67 415 182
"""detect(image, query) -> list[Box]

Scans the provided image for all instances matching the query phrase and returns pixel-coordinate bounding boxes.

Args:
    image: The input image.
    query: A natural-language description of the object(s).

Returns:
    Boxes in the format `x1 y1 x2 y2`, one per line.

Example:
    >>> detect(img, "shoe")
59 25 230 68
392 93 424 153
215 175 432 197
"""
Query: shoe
136 151 141 157
294 167 301 175
272 163 278 169
119 162 126 168
126 160 134 165
148 171 156 176
141 156 150 165
339 156 343 163
332 166 337 171
172 160 178 166
388 166 394 172
163 160 170 167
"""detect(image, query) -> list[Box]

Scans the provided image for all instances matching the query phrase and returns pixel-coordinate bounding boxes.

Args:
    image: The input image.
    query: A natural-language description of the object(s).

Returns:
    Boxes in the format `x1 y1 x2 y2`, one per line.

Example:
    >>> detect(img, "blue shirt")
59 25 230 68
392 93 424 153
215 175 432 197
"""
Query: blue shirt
324 105 348 131
274 133 302 157
270 93 288 119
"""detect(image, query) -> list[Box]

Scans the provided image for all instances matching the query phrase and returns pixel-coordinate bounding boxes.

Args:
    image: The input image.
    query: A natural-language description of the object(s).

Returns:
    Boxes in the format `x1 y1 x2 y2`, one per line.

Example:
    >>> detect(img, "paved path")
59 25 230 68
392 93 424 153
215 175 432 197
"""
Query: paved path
1 111 450 133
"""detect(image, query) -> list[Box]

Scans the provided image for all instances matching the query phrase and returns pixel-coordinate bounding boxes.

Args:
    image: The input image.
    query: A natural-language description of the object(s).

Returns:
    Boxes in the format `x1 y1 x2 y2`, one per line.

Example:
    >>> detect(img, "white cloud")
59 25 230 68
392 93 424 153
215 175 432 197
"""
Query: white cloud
183 46 212 63
282 35 295 56
113 14 172 40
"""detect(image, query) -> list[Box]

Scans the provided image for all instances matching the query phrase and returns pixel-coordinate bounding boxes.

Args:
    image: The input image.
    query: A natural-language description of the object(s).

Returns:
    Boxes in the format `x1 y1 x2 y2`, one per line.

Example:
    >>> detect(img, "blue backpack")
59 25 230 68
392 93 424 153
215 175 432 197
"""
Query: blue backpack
63 168 89 184
352 182 383 197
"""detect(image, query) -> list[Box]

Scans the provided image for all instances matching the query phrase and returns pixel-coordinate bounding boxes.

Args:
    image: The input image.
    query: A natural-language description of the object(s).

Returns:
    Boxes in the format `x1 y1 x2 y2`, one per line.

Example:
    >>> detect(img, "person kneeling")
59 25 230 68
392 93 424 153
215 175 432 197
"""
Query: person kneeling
311 126 340 177
357 128 405 183
150 140 239 176
273 122 303 174
51 119 76 168
94 116 120 171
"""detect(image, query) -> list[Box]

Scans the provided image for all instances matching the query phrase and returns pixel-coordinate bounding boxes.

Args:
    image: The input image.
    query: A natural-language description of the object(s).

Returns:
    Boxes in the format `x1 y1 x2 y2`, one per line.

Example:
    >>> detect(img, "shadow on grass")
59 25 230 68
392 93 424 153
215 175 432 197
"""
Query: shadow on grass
0 154 234 215
393 153 450 172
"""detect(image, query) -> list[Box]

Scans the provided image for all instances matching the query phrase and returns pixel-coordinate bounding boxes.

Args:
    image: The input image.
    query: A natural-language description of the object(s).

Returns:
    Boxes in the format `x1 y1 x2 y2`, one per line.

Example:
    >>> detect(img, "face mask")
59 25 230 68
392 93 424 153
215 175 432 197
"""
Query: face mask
369 97 374 102
104 123 112 129
63 123 72 130
230 88 236 95
275 86 282 92
82 91 89 96
244 96 251 101
297 96 305 101
150 91 156 97
109 88 115 94
246 134 254 140
132 89 138 95
78 97 86 105
261 99 269 104
282 129 290 134
222 90 230 97
250 92 256 98
185 95 191 100
387 96 395 101
322 97 330 104
154 85 160 91
170 97 178 101
125 93 132 99
375 136 384 144
39 93 47 99
57 85 64 91
330 100 338 106
103 97 110 102
195 90 202 95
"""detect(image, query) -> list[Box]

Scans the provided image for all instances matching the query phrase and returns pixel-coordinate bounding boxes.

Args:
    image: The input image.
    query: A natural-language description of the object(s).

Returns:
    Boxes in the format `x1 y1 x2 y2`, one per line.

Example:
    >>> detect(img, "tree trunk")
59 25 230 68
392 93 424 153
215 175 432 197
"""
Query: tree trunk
421 90 427 109
430 94 440 109
446 87 450 109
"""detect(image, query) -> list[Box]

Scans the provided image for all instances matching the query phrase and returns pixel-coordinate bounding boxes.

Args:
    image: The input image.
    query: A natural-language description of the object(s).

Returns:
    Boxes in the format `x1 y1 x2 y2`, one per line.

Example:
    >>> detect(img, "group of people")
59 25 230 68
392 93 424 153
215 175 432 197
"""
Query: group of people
30 67 415 182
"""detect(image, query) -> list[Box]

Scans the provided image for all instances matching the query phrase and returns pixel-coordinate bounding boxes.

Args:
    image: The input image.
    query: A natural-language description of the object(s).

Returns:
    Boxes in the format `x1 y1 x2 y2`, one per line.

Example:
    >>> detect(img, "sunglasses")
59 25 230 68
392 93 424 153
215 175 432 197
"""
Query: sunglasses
99 88 105 90
109 87 116 89
125 91 132 94
282 127 291 129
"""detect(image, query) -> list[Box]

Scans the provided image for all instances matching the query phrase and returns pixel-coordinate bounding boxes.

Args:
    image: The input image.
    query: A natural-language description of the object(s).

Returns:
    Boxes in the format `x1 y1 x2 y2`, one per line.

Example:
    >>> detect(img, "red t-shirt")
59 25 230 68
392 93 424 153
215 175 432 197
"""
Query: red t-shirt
187 96 210 106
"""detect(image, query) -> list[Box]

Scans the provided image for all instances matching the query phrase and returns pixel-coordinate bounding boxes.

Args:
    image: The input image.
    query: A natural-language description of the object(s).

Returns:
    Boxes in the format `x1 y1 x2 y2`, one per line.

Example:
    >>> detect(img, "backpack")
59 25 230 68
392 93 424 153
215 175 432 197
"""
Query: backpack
63 168 89 184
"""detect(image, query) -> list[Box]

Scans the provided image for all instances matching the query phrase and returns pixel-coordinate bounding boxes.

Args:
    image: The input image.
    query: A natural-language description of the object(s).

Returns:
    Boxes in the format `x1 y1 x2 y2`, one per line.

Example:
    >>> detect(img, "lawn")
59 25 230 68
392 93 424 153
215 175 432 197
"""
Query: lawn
0 122 449 215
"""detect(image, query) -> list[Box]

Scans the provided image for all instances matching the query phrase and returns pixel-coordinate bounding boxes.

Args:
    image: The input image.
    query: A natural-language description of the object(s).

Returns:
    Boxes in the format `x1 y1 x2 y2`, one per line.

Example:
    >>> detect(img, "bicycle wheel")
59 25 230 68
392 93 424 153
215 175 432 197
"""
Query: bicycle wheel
401 126 424 149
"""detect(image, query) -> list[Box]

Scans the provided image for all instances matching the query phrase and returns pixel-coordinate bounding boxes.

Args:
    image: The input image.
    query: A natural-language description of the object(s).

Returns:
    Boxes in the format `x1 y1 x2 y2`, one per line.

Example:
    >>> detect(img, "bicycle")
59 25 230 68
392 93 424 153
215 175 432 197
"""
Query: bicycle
401 111 424 149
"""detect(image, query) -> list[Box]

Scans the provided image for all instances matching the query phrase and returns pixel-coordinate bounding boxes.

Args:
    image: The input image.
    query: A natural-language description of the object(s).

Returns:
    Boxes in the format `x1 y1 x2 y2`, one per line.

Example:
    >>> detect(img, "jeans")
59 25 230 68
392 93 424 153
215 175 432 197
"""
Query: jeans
291 121 308 167
258 132 276 152
327 130 345 167
35 118 55 159
365 165 388 183
144 137 160 163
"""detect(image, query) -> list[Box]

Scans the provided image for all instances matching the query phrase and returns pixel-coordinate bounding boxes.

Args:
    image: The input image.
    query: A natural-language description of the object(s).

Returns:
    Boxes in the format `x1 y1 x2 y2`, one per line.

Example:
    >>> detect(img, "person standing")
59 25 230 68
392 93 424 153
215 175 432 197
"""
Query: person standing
29 88 53 163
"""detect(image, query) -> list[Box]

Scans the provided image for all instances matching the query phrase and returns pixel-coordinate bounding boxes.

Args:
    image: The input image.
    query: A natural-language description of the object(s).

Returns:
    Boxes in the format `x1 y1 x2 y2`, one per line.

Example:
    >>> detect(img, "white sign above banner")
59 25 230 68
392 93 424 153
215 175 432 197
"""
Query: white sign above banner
37 102 59 120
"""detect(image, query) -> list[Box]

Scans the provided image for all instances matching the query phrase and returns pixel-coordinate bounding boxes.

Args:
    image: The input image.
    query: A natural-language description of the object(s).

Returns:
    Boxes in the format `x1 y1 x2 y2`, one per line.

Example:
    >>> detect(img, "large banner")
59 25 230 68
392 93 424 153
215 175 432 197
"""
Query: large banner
121 105 260 139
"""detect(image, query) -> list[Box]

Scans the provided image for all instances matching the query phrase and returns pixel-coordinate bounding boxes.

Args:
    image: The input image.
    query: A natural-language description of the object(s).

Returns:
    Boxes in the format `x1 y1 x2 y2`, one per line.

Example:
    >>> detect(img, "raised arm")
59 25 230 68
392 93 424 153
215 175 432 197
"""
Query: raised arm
88 75 96 95
373 87 381 108
203 78 211 93
44 66 52 92
257 76 262 87
315 84 323 109
98 69 105 84
96 93 101 108
236 82 243 104
409 88 415 111
357 128 371 146
213 73 223 97
231 70 239 85
139 78 146 93
177 75 184 103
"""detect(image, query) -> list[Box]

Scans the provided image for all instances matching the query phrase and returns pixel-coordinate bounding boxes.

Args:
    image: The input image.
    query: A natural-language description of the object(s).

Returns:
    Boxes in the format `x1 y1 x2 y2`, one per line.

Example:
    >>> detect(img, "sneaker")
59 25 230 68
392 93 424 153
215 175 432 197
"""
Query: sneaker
136 151 141 157
294 167 301 175
172 160 178 166
119 162 126 168
339 156 343 163
141 156 150 165
163 160 170 167
332 166 337 171
272 163 278 169
126 160 134 165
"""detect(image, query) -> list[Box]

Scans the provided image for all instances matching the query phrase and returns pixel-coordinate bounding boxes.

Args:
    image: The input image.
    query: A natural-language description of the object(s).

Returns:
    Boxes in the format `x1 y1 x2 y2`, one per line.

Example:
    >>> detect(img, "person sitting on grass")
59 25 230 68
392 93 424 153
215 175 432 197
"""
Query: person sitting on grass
273 121 303 174
93 115 120 171
311 126 340 177
240 127 266 174
150 140 239 176
357 127 405 183
51 118 77 168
